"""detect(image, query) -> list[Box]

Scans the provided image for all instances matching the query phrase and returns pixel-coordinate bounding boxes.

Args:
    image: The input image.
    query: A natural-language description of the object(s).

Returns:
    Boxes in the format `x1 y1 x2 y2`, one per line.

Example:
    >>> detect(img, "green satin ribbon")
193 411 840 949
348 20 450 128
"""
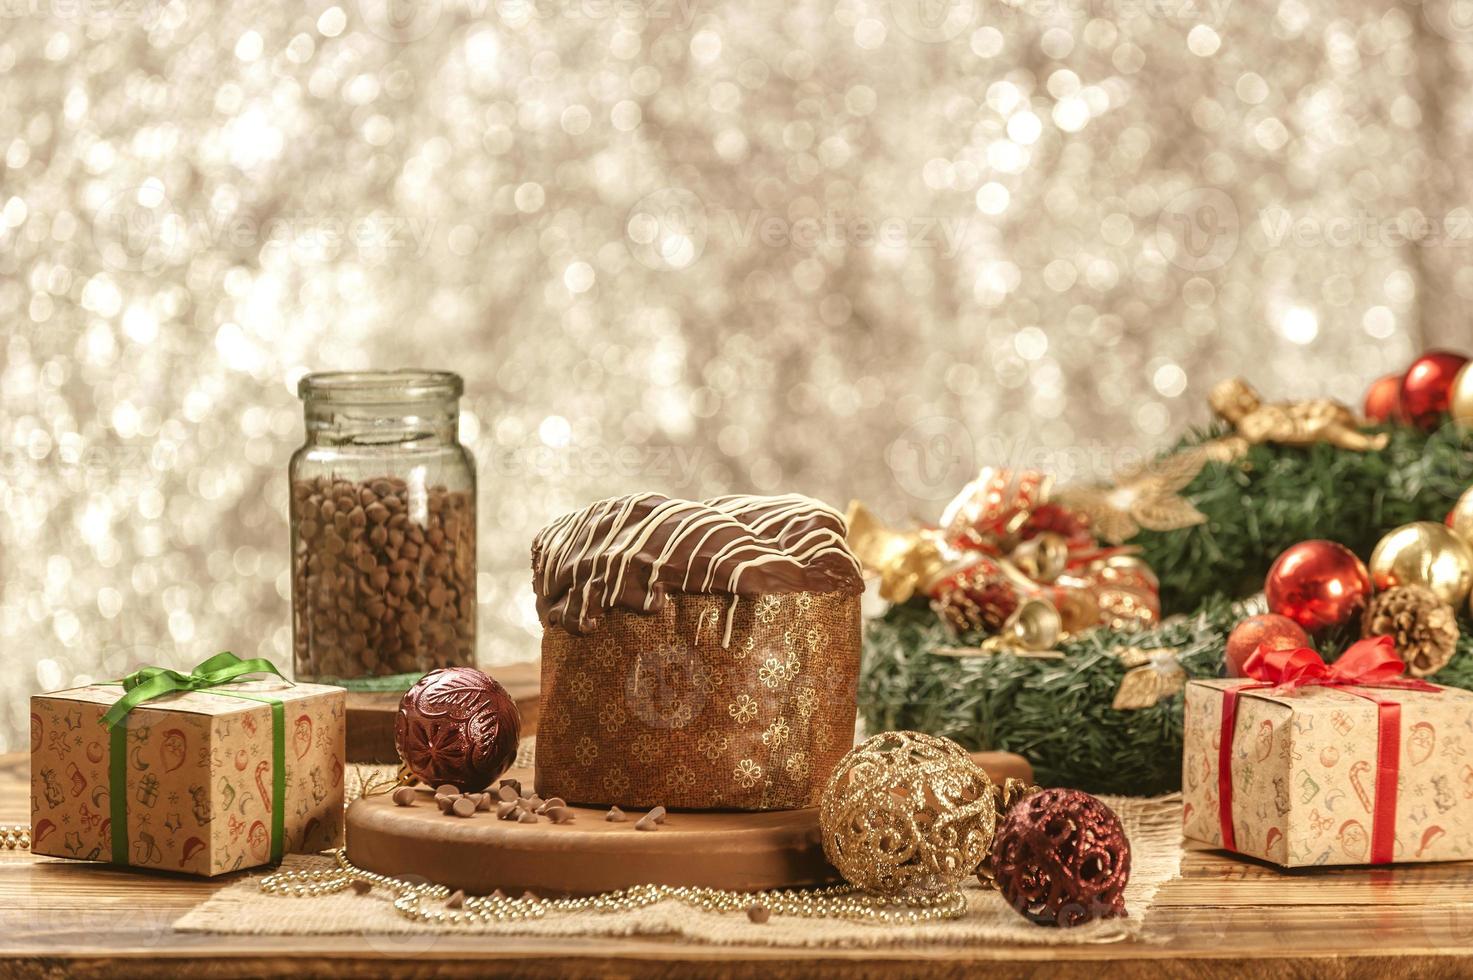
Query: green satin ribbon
104 652 292 868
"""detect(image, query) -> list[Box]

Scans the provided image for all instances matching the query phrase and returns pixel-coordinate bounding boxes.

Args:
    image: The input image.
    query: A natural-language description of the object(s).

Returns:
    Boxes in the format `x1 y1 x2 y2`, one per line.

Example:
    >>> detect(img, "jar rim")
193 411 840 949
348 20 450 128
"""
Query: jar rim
298 370 463 403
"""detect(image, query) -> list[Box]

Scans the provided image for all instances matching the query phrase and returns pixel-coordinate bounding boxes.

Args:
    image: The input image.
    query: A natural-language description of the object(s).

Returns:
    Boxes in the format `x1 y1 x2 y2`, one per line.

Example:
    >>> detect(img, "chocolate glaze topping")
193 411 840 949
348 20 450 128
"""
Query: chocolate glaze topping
531 492 863 639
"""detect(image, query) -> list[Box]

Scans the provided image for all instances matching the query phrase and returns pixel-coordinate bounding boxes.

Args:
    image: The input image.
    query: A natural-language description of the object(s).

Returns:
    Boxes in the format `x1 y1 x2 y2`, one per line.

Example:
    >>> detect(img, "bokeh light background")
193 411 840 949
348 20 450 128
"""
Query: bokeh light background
3 0 1471 747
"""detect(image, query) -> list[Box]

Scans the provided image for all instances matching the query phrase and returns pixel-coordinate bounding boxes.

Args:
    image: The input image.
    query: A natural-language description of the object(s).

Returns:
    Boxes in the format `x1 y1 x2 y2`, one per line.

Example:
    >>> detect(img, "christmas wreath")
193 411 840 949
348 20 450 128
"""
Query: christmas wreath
855 354 1473 795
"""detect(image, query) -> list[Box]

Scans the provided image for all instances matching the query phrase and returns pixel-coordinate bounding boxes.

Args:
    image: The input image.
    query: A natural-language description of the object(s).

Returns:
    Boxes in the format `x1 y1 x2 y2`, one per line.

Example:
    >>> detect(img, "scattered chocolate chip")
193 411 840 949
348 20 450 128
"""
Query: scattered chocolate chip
647 805 668 825
605 806 627 822
535 797 566 815
445 890 466 910
350 880 373 895
435 783 460 797
436 795 457 813
497 784 520 802
474 793 493 812
496 801 520 820
547 806 575 824
524 795 543 810
518 810 539 824
634 814 659 831
391 786 416 807
452 796 477 818
746 904 771 924
499 778 522 796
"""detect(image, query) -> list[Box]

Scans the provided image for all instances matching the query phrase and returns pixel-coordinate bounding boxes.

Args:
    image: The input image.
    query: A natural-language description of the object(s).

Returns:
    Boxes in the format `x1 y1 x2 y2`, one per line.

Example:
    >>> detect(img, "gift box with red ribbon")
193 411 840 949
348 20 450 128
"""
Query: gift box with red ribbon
1182 637 1473 868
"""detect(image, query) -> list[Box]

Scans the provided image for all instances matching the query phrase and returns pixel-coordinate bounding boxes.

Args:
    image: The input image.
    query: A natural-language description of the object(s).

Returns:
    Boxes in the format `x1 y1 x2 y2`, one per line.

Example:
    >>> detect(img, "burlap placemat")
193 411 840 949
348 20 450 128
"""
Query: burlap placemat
175 784 1184 948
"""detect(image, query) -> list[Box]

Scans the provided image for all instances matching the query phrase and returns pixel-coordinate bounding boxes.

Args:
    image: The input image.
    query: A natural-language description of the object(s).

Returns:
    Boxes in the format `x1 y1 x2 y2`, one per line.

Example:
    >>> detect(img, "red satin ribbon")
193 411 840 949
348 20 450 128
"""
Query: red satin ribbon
1241 636 1440 693
1217 636 1437 864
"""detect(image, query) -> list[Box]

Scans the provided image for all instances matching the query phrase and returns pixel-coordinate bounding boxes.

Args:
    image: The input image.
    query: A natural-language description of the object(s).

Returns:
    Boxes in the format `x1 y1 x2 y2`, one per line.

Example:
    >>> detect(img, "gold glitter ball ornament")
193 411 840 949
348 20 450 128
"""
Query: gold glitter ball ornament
818 731 997 895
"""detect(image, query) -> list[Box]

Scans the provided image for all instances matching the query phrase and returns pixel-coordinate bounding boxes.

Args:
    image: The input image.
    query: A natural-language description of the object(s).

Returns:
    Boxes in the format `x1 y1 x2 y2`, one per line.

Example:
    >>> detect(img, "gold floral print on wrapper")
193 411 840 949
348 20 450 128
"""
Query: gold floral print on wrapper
535 590 862 811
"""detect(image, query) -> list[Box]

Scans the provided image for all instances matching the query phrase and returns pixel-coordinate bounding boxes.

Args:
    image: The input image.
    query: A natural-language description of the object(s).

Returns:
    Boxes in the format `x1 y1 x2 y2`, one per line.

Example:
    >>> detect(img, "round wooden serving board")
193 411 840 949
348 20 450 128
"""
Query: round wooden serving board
346 765 838 896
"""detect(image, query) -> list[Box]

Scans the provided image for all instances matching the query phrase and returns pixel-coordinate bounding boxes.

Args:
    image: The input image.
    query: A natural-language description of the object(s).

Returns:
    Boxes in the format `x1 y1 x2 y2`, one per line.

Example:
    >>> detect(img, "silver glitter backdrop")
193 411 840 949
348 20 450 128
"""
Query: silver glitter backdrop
2 0 1470 748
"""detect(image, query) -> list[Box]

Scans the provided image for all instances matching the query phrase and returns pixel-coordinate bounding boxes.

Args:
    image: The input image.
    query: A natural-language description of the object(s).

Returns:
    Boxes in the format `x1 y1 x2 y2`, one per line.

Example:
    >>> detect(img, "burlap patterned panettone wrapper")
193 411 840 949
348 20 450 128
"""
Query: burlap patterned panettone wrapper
535 590 861 810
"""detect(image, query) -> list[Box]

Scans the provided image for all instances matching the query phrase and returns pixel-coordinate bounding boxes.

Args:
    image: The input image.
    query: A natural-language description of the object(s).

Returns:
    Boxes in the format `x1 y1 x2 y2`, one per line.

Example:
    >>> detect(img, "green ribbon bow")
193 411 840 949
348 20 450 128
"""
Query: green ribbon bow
103 652 293 869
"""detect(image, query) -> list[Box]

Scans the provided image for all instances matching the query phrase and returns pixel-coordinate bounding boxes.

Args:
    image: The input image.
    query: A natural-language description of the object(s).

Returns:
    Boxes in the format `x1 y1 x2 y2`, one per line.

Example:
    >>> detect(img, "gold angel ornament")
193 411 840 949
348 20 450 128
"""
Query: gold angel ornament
1209 378 1388 453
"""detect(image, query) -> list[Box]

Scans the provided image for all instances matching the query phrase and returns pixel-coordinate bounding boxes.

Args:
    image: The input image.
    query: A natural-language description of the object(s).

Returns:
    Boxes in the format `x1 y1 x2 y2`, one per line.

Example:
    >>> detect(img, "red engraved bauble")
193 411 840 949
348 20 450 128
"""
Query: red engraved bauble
1223 614 1311 678
1362 372 1403 425
395 667 521 791
1399 350 1469 431
991 788 1131 928
1264 540 1372 632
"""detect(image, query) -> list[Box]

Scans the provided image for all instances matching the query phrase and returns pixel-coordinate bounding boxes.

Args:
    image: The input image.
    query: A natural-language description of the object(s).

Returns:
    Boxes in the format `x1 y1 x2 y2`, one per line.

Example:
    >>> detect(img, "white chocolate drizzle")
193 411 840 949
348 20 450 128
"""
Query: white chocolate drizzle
531 492 862 642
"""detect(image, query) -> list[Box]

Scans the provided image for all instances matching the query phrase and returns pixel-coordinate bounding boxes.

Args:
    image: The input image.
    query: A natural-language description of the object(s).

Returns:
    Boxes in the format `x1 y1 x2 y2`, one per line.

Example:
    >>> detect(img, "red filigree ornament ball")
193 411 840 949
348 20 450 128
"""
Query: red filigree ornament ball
395 667 521 791
1264 540 1372 632
1399 350 1469 431
990 788 1131 928
1224 614 1311 678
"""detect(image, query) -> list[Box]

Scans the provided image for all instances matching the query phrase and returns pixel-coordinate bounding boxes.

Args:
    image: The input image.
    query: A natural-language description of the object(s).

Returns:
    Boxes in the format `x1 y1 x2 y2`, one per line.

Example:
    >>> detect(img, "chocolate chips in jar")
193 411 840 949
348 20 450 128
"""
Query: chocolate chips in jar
290 475 475 680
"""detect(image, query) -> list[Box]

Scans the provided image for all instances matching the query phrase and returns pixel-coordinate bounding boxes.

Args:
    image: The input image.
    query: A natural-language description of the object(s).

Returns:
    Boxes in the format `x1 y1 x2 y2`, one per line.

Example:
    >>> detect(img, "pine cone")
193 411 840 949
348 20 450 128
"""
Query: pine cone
1361 585 1459 677
932 568 1019 635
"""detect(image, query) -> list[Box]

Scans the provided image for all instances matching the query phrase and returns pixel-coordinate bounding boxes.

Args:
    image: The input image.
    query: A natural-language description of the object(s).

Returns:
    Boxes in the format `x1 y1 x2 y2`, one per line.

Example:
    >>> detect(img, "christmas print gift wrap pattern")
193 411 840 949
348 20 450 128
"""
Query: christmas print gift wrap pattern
1182 678 1473 867
30 680 344 876
536 590 862 810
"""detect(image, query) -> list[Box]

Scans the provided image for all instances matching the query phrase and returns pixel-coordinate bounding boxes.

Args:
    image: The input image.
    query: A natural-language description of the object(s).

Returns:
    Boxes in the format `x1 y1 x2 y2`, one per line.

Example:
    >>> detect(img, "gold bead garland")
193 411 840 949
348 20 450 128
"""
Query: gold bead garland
818 732 1000 896
260 849 968 926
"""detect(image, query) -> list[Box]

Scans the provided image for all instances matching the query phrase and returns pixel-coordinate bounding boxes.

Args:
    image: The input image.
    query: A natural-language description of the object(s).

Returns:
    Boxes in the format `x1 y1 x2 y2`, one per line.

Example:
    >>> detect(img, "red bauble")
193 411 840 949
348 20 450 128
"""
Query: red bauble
1362 372 1403 425
1264 540 1372 632
395 667 521 791
991 788 1131 928
1223 614 1311 678
1399 350 1470 431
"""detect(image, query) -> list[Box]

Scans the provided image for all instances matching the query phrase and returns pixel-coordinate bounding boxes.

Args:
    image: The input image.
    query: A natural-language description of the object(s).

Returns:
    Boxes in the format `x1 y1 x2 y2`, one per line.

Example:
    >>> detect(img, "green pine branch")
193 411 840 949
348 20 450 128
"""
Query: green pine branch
1138 423 1473 613
860 422 1473 794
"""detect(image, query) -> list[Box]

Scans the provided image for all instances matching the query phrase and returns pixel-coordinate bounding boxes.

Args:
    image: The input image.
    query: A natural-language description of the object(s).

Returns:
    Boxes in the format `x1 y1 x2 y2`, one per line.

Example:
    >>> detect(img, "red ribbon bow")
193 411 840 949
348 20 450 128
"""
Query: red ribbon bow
1240 635 1439 693
1218 635 1438 865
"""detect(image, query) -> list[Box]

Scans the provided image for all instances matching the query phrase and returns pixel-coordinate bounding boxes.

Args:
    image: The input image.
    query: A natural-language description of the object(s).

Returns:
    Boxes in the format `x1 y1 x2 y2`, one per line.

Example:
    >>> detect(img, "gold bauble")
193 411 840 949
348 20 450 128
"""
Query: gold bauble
1450 361 1473 428
818 731 997 895
1448 487 1473 548
1368 521 1473 607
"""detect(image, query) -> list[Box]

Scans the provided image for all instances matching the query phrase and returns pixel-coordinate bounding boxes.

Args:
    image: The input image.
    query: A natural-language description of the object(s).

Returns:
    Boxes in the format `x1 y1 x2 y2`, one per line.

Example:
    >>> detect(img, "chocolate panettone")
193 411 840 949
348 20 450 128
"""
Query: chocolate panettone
531 493 865 811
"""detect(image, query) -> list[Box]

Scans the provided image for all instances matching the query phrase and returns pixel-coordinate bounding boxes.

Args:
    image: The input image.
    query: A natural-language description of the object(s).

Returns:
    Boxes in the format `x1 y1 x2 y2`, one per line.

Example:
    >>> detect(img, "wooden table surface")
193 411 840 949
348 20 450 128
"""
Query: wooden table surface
6 750 1473 978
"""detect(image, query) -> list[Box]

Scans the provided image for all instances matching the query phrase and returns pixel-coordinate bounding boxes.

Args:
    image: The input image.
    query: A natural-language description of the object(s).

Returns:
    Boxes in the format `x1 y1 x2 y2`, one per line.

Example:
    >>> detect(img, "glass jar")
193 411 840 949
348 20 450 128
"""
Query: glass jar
288 371 476 686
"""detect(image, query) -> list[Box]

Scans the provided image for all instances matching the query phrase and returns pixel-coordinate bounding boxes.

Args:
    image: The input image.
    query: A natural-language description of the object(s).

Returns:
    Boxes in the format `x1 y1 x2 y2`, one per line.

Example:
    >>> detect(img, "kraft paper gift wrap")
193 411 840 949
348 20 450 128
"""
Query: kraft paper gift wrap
30 678 344 876
1182 677 1473 868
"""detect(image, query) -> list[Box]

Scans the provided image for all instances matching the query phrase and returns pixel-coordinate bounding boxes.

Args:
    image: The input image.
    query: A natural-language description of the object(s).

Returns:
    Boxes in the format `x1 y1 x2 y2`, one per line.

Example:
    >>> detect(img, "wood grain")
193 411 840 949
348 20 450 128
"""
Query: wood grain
6 750 1473 977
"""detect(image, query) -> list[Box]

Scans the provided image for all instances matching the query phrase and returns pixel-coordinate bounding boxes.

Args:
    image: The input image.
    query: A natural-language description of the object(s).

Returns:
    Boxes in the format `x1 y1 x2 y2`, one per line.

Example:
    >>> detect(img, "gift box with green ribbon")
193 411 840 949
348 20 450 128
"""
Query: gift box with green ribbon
30 653 345 876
